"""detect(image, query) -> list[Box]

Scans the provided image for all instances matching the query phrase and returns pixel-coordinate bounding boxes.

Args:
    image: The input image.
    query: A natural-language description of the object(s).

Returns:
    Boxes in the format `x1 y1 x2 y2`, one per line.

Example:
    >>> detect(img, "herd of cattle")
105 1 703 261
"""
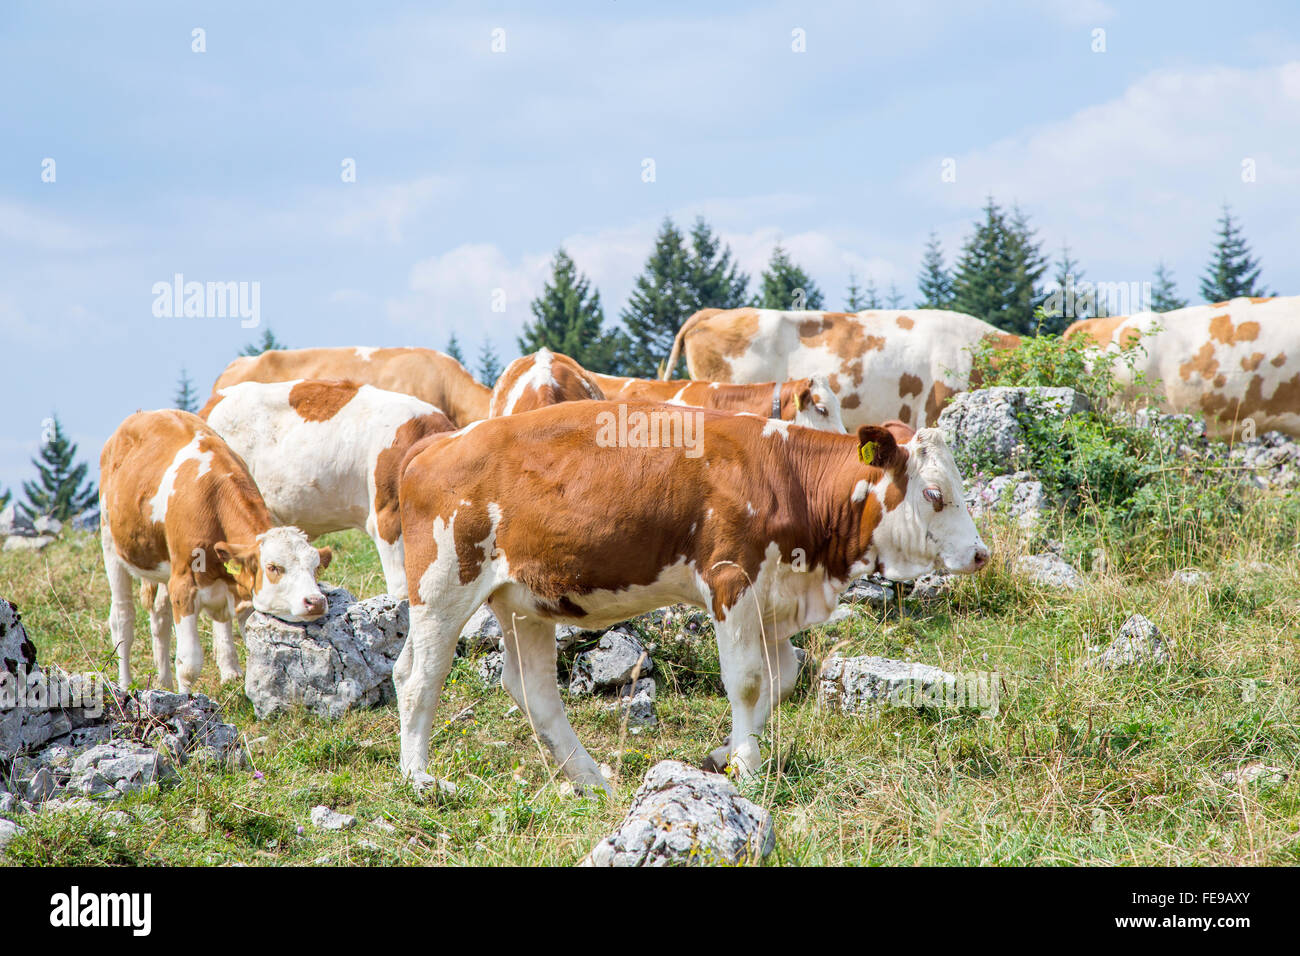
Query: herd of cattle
93 295 1298 790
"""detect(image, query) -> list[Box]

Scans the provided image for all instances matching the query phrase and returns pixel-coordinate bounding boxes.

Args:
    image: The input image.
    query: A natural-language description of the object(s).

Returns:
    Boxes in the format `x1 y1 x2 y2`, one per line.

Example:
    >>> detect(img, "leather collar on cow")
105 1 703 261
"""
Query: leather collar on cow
771 380 782 419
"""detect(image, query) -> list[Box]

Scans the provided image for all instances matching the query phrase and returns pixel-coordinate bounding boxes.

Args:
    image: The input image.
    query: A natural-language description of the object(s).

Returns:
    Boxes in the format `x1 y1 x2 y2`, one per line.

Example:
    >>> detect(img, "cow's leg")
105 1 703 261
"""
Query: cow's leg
494 601 610 794
708 605 799 778
145 582 175 691
374 534 408 599
102 535 137 689
394 598 471 791
169 577 203 694
209 600 242 684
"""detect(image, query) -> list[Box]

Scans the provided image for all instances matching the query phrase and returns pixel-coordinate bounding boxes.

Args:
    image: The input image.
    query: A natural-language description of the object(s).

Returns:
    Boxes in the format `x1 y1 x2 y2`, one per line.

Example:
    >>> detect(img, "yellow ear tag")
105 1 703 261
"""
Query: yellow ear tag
793 393 802 412
224 561 241 577
859 441 877 465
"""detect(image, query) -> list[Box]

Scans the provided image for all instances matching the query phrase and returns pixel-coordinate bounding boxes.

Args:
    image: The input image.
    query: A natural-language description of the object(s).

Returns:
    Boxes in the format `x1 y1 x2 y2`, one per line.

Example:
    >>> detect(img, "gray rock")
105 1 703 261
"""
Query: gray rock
67 742 175 799
938 386 1090 474
0 505 34 538
2 535 54 552
0 817 23 850
581 761 774 867
604 678 657 729
569 627 654 697
1172 569 1208 586
1086 613 1171 670
841 576 896 608
1015 552 1084 590
310 805 357 831
906 572 953 602
476 650 504 686
458 605 502 654
818 655 970 713
1220 763 1288 787
243 584 408 719
32 515 62 536
965 471 1049 528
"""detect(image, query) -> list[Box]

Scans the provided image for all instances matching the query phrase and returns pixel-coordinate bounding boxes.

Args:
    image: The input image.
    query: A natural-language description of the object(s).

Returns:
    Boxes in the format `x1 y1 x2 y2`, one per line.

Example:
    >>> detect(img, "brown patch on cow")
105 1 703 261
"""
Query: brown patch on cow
1212 301 1231 309
1250 296 1273 304
288 380 361 422
1213 374 1227 389
897 405 911 424
687 309 761 380
797 314 885 387
898 373 923 399
1180 342 1219 382
1239 372 1300 421
895 315 914 330
1064 315 1128 348
1271 353 1286 367
1241 352 1266 372
840 393 861 410
1118 327 1143 350
373 412 455 544
923 381 957 426
1209 313 1261 345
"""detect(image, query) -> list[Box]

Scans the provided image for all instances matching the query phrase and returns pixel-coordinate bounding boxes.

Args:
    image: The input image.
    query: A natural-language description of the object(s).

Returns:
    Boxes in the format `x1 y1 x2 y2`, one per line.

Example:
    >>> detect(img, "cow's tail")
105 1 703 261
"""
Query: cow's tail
662 309 723 380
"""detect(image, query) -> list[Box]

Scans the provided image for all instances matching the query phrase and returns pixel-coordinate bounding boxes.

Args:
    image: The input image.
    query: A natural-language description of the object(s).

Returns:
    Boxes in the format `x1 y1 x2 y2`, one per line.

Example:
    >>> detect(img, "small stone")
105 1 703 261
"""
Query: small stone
2 535 54 552
0 818 24 850
1015 552 1084 591
569 628 653 696
818 655 975 714
1085 614 1172 670
310 805 357 831
1220 763 1288 787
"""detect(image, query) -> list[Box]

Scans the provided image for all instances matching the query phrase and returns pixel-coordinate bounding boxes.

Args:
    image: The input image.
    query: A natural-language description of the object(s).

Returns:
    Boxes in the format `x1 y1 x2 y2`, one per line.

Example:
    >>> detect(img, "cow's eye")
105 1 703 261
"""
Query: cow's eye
815 403 828 414
266 564 284 579
923 487 944 509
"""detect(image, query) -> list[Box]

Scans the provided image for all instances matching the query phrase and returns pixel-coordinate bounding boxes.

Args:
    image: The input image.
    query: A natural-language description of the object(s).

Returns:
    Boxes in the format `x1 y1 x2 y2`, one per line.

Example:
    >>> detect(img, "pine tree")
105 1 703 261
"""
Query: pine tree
886 282 904 309
20 415 97 521
861 275 881 309
756 243 824 311
0 488 10 511
916 231 955 309
240 328 286 357
477 339 504 387
686 217 750 312
519 248 625 373
445 333 465 365
619 218 696 377
952 197 1046 335
845 271 866 311
1150 261 1188 313
1041 244 1083 334
173 368 199 413
1199 205 1270 302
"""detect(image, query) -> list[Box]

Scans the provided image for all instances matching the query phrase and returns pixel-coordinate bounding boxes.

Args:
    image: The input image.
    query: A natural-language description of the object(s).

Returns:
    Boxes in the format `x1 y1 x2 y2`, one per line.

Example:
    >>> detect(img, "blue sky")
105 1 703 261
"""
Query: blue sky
2 0 1298 496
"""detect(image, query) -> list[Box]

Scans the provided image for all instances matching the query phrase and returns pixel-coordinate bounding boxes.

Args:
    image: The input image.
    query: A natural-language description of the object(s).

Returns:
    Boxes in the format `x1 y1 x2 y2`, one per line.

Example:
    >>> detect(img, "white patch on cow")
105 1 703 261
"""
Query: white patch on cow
761 417 792 440
667 384 692 406
851 479 869 504
746 502 756 516
499 349 556 415
354 346 378 361
148 435 214 523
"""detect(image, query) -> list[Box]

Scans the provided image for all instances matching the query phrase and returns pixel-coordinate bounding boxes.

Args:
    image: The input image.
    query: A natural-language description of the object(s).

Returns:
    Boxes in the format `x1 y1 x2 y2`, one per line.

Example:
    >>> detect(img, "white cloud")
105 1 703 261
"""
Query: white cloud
0 200 110 253
327 175 455 243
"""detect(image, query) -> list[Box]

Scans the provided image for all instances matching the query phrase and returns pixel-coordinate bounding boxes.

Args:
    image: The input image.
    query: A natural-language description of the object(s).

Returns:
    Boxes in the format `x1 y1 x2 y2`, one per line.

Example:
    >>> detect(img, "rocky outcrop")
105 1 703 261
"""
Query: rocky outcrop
1085 613 1171 670
939 387 1090 473
965 471 1049 528
818 655 975 714
581 761 774 867
1015 551 1084 590
242 584 407 719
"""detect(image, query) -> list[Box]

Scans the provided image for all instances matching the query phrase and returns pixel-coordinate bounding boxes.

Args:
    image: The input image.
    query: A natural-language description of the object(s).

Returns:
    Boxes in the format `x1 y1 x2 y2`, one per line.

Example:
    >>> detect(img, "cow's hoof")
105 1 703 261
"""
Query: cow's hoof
700 753 724 773
407 771 457 798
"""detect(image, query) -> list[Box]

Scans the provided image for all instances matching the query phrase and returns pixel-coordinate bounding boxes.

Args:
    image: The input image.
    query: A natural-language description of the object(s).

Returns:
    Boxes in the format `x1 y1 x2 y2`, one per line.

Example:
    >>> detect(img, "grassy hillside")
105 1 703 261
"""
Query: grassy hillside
2 494 1298 865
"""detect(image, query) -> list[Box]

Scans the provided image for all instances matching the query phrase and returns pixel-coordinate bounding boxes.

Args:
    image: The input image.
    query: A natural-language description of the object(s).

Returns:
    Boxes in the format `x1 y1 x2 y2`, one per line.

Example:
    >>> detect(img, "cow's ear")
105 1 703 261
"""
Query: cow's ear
316 546 333 570
213 541 236 565
857 425 901 470
795 384 814 413
214 541 254 576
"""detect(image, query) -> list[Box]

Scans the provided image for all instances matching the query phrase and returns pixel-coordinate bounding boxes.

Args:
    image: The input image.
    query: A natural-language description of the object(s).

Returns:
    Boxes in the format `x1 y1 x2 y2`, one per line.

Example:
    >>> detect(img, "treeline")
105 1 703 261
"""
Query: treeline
483 199 1273 378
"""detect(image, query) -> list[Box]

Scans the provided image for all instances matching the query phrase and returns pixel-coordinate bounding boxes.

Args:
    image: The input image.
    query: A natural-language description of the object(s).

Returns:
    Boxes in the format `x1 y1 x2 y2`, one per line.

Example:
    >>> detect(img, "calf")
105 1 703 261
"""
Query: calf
589 372 846 432
100 409 331 692
200 379 455 596
663 307 1020 429
213 346 492 427
395 401 988 793
489 348 605 416
1065 296 1300 439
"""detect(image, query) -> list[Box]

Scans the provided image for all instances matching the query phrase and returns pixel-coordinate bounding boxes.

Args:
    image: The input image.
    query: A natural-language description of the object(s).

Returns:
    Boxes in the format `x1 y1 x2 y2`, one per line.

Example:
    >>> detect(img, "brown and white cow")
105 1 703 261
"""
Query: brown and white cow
393 401 988 793
589 371 847 432
200 379 454 595
100 410 331 692
489 348 606 416
663 308 1020 430
1065 296 1300 439
213 346 492 427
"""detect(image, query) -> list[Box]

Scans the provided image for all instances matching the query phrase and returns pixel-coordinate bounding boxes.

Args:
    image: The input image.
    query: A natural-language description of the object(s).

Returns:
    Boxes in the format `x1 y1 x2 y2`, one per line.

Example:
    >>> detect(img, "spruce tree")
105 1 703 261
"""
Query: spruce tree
240 328 286 357
686 217 750 312
0 488 10 511
476 339 504 387
1150 261 1188 313
952 197 1046 335
445 333 465 365
1199 205 1269 302
916 231 955 308
20 415 97 521
886 282 904 309
756 243 824 311
174 368 199 413
861 275 881 309
620 218 695 377
845 271 866 311
519 248 625 373
1041 244 1083 334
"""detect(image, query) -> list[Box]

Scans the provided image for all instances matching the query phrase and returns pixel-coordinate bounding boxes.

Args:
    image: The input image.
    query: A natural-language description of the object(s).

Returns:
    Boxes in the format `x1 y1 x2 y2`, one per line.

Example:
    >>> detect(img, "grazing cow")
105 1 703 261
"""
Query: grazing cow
663 308 1021 429
213 346 492 427
394 401 988 792
589 372 847 432
100 410 331 692
1065 296 1300 439
200 379 455 595
489 348 605 416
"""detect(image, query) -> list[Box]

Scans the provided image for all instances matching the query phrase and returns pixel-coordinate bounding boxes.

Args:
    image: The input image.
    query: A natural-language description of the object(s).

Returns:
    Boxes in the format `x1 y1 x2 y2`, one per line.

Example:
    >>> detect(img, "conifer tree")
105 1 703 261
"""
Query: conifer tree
519 248 625 373
476 339 504 387
20 415 97 521
445 333 466 365
916 231 955 308
1199 205 1269 302
173 368 199 413
240 328 286 357
1150 261 1188 313
756 243 824 311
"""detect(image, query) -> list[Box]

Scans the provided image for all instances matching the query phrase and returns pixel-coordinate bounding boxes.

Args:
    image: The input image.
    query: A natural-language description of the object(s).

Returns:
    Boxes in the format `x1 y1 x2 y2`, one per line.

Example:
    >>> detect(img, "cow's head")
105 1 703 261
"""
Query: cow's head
215 526 331 622
850 425 988 581
791 374 846 432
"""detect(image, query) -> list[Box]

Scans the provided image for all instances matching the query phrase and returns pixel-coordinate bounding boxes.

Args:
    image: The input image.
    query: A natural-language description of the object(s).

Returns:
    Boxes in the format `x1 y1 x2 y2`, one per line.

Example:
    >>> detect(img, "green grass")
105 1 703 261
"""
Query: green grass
2 506 1298 866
